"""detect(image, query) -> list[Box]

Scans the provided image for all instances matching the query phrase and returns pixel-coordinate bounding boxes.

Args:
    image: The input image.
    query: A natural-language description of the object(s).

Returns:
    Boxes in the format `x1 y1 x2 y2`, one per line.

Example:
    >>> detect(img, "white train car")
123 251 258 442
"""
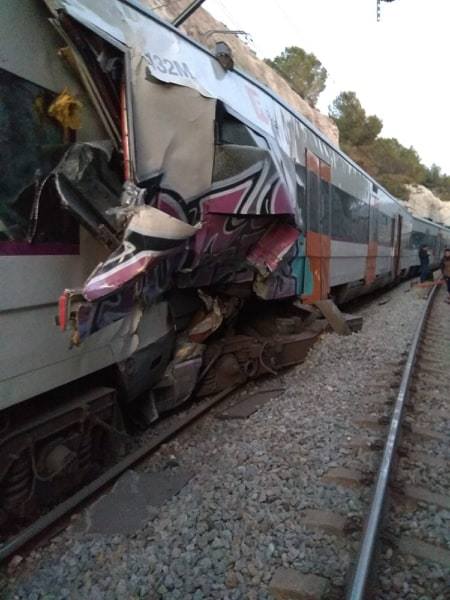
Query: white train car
1 0 450 521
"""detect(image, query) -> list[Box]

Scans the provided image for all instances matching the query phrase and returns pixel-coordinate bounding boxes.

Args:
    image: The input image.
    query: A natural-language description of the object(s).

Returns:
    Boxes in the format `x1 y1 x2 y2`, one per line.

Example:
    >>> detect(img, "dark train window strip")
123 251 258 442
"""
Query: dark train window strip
0 68 79 248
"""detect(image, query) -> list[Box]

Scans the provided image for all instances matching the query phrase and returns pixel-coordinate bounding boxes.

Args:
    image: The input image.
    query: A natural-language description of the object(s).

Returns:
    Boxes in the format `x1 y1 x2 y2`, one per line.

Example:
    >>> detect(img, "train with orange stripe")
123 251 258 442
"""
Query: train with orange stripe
1 0 449 521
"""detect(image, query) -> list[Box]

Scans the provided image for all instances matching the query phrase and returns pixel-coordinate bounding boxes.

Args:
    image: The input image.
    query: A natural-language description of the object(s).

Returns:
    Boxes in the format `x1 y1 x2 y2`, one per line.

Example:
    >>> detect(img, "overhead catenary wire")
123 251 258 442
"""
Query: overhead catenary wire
272 0 301 40
215 0 241 31
148 0 175 10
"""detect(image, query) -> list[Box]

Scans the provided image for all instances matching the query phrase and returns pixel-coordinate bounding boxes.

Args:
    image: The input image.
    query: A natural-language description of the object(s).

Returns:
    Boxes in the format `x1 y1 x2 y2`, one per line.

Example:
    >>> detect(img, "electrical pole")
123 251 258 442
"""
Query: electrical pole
377 0 397 22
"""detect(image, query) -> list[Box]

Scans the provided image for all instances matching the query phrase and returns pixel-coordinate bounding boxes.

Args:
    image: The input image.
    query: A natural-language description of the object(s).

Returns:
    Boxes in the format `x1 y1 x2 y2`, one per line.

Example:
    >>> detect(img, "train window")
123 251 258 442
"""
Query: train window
307 169 320 233
331 187 349 240
410 230 425 249
320 179 331 234
331 186 368 243
0 68 78 246
411 228 438 251
295 163 307 226
217 110 258 147
216 104 270 151
377 211 393 246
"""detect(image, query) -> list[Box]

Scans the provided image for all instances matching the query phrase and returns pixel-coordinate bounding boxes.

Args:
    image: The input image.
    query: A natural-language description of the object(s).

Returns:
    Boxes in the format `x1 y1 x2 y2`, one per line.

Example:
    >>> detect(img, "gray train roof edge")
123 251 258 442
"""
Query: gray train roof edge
411 214 450 233
44 0 415 216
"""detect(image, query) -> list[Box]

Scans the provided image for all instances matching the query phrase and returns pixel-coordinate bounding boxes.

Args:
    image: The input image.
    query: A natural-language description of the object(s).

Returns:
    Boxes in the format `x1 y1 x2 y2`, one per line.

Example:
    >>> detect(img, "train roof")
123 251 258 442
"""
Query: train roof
114 1 412 206
46 0 440 225
412 214 450 232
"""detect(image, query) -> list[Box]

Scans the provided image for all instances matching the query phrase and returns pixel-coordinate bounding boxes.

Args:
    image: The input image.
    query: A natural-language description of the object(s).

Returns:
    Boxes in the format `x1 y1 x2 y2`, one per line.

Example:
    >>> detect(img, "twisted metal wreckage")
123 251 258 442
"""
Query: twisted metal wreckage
40 0 334 418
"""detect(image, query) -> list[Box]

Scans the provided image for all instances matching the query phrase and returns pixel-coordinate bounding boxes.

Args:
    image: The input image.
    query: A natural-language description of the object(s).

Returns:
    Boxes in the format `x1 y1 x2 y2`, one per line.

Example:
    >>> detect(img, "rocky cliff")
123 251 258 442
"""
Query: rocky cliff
144 0 339 146
403 185 450 226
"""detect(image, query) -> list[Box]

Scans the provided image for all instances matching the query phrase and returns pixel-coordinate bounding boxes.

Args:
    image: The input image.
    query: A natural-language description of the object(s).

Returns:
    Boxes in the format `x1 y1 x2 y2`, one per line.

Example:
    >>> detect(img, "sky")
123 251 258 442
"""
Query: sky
203 0 450 174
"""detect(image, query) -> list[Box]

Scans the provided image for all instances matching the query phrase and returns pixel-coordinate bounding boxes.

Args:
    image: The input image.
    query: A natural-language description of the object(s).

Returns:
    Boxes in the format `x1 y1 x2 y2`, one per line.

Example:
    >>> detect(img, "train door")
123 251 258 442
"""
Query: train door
365 191 378 285
301 149 331 303
393 214 402 277
319 161 332 298
437 231 443 262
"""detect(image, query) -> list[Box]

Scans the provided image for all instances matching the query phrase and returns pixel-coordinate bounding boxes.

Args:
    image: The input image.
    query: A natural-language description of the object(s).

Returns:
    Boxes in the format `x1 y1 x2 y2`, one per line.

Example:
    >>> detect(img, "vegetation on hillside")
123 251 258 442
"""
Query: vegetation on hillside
264 46 449 202
264 46 327 107
329 91 448 201
329 92 426 199
423 164 450 202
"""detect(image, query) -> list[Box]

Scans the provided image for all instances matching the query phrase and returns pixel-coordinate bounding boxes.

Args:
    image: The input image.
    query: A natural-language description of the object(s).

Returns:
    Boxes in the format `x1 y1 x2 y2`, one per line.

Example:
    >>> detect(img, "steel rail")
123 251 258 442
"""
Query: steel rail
346 284 438 599
0 385 237 563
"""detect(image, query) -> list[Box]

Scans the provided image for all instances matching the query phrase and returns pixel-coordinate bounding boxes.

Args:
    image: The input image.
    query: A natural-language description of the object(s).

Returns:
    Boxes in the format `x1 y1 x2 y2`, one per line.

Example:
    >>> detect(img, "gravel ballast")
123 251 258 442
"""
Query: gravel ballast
1 283 435 600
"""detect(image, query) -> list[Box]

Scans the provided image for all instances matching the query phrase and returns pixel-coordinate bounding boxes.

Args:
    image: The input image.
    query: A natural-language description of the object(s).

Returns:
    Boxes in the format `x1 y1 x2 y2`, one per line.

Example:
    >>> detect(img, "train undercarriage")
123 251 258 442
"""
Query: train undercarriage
0 387 121 532
2 295 353 527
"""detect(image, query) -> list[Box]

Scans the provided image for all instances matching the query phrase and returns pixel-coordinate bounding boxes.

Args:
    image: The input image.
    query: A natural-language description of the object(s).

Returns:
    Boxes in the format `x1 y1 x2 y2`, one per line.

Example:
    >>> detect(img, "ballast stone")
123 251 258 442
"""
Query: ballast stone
269 568 329 600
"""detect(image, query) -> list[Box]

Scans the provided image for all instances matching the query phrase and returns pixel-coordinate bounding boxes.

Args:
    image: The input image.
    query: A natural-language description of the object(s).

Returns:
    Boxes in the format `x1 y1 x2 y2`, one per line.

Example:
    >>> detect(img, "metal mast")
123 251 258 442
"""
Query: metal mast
377 0 397 22
172 0 206 27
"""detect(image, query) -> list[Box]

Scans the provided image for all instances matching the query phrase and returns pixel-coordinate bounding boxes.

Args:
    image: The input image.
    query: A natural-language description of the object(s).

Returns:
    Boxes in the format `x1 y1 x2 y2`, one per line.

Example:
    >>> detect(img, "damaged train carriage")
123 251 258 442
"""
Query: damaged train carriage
2 0 447 521
1 0 317 410
0 0 315 518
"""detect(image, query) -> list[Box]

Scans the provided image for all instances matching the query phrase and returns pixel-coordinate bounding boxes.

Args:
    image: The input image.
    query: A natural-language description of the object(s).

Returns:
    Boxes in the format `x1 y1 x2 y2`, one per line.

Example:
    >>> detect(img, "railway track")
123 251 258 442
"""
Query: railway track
0 294 358 568
2 282 448 599
0 385 237 565
345 282 450 599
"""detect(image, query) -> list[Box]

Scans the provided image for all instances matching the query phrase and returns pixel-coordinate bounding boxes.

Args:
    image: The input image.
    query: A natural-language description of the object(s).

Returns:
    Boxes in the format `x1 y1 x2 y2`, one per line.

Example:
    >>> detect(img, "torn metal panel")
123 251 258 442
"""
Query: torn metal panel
45 0 328 170
112 300 175 401
45 0 302 215
42 1 308 340
76 283 136 340
83 206 199 301
247 223 299 275
187 291 241 343
38 141 123 248
188 293 224 344
41 0 312 355
152 340 204 413
252 240 305 301
131 62 216 199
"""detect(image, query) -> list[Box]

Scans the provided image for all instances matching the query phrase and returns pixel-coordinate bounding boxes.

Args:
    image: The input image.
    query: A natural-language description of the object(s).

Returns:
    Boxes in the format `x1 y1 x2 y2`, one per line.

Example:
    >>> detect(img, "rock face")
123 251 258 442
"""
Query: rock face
403 185 450 226
144 0 339 146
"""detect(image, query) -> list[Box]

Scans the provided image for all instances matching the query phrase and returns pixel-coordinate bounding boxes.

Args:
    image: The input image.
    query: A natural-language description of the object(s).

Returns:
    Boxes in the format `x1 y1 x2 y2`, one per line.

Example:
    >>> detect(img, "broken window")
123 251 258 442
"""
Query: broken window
216 105 268 150
0 68 79 246
218 111 257 147
213 107 271 184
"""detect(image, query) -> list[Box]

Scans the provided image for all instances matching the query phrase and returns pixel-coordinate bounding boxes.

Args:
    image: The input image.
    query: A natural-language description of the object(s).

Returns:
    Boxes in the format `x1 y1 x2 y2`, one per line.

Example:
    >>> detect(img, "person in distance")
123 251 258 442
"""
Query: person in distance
418 244 430 283
440 247 450 304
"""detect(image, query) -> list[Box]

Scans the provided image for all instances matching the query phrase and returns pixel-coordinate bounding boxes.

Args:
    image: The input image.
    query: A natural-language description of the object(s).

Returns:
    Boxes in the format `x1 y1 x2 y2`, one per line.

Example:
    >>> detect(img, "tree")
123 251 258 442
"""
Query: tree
265 46 327 107
329 92 428 200
329 91 382 146
371 138 426 182
368 138 426 199
424 164 450 202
